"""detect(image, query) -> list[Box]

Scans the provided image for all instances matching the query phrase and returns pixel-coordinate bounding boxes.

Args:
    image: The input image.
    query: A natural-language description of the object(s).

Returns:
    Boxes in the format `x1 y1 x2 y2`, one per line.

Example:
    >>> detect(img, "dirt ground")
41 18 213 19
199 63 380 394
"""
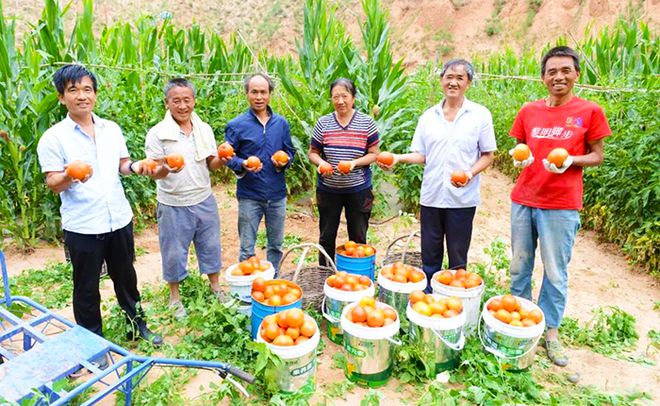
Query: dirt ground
4 167 659 404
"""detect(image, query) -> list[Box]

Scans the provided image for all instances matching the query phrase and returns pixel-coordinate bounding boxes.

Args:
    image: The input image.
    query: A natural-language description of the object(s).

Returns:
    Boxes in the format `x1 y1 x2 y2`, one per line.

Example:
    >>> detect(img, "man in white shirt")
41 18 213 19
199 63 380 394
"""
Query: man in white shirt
378 59 496 290
37 64 162 346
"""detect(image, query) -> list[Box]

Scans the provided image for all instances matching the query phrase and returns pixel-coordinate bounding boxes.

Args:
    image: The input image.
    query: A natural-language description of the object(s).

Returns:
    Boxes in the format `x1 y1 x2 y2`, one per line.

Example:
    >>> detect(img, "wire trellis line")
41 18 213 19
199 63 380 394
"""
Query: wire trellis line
475 73 659 93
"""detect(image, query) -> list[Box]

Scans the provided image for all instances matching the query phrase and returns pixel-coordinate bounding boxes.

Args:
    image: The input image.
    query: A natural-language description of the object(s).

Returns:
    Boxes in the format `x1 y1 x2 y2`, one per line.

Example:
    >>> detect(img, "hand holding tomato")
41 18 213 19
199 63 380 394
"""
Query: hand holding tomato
509 144 534 168
243 156 263 173
337 160 354 175
450 170 472 188
317 161 334 177
65 160 93 183
376 151 397 171
543 148 573 174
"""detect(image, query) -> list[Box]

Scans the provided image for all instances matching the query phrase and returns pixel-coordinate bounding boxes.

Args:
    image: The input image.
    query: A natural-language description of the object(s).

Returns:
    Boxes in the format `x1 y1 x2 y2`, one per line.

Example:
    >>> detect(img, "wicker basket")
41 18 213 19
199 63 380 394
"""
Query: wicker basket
277 243 337 310
382 231 423 269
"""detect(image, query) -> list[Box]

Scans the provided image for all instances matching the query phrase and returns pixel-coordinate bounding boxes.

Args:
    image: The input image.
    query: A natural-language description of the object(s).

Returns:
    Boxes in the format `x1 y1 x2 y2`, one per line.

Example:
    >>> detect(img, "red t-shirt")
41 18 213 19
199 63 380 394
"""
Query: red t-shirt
510 97 611 210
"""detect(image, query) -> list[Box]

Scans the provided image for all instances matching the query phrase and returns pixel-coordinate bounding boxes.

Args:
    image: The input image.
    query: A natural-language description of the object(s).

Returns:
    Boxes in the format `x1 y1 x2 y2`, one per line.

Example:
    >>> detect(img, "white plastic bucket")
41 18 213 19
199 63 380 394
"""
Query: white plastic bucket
431 270 484 335
406 295 466 372
340 302 401 388
322 280 375 345
224 262 275 303
479 296 545 371
256 315 320 392
376 270 426 330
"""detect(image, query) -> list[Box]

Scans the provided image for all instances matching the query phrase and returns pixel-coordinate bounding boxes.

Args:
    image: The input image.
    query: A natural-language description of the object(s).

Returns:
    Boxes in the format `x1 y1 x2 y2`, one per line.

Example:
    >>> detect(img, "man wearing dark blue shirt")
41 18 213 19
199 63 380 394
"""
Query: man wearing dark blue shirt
225 73 294 273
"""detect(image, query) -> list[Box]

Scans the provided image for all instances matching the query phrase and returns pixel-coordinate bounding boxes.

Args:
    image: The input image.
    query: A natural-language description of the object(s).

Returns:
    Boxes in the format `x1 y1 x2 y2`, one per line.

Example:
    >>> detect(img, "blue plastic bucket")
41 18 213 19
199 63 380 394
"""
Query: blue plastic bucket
250 280 302 339
335 252 376 281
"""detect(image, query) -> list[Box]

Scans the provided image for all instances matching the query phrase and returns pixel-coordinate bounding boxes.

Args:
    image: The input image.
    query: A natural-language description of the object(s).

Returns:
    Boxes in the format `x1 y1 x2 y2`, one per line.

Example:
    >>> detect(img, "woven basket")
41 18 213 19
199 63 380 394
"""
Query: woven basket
382 231 423 269
277 243 337 310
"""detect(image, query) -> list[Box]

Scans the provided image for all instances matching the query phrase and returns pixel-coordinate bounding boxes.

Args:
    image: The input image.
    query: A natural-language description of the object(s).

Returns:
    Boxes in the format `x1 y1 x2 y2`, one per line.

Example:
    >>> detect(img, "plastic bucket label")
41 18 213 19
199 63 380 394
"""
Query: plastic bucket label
345 342 367 358
291 359 316 377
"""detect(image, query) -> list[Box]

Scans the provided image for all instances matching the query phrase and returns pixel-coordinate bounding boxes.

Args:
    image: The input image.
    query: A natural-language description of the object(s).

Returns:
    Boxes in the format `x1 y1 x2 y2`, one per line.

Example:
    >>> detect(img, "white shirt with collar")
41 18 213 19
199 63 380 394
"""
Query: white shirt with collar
411 98 497 208
37 113 133 234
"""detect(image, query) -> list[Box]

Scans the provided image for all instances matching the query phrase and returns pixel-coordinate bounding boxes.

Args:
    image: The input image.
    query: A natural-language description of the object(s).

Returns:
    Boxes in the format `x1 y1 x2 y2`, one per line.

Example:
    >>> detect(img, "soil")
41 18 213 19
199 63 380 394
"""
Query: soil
4 168 659 404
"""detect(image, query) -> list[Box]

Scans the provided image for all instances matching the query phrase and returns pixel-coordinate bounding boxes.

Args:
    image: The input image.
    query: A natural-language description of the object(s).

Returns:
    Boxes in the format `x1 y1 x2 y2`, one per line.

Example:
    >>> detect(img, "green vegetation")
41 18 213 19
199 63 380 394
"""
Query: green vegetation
8 261 73 310
485 0 506 37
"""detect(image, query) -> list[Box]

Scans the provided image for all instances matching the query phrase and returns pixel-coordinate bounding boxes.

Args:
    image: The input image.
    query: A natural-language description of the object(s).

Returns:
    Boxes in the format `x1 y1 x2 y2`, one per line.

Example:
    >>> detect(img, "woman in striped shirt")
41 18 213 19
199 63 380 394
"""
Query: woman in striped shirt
308 78 380 265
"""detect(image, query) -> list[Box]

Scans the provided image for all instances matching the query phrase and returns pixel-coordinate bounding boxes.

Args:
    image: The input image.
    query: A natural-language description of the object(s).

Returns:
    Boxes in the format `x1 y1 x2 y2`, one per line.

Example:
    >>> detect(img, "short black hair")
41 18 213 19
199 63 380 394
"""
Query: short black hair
329 78 356 97
244 73 275 93
164 78 196 98
440 59 474 81
53 64 97 95
541 46 580 76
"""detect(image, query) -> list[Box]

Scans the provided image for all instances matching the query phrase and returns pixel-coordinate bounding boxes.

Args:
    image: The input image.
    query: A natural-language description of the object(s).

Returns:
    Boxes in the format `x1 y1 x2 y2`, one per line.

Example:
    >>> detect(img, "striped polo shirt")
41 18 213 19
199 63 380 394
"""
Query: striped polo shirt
311 110 379 193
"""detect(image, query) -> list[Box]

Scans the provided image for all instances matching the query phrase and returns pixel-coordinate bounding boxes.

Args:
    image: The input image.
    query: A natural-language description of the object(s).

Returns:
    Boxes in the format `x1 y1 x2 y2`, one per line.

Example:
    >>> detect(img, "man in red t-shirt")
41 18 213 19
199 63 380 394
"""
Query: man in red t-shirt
508 46 611 367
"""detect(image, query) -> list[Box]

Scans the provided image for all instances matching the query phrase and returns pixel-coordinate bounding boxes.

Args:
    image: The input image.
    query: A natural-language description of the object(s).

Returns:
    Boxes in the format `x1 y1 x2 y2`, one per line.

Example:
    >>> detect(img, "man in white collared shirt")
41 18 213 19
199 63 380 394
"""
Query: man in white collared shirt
37 64 162 346
379 59 496 290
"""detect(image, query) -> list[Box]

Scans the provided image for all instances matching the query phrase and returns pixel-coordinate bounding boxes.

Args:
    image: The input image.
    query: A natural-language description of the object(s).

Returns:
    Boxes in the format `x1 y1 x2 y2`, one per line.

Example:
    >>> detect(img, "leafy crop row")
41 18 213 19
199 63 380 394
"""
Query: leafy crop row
0 0 657 275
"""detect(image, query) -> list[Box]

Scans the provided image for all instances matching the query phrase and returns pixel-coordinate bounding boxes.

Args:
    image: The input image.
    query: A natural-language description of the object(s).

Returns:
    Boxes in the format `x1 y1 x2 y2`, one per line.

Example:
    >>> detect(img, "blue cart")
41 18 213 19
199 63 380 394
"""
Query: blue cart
0 251 255 404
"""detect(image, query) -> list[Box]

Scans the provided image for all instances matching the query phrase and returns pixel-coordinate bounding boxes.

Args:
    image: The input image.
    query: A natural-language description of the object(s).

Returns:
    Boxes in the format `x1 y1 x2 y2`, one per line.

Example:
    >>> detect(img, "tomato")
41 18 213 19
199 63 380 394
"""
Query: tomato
166 154 185 170
337 161 352 174
409 290 426 304
319 162 333 175
66 160 91 181
376 151 394 166
436 270 454 285
547 147 569 167
300 320 317 337
285 309 305 328
529 309 544 324
450 170 468 184
272 150 289 165
246 156 261 169
351 306 367 323
501 295 519 312
217 143 235 159
272 335 294 346
367 309 385 327
512 144 531 161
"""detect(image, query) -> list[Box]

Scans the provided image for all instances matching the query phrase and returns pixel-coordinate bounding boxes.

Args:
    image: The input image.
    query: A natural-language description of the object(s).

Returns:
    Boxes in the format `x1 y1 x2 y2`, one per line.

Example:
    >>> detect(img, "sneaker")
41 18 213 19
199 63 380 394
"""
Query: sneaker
169 301 187 320
544 339 569 367
213 289 230 303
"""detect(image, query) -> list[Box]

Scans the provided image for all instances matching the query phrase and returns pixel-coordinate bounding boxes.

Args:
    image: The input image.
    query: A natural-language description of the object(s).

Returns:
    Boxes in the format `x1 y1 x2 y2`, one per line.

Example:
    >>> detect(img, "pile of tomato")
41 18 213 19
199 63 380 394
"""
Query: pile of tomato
336 241 376 258
434 268 483 289
326 271 372 291
344 297 398 328
486 294 543 327
259 308 318 346
251 278 302 307
379 261 425 283
231 256 271 276
409 291 463 318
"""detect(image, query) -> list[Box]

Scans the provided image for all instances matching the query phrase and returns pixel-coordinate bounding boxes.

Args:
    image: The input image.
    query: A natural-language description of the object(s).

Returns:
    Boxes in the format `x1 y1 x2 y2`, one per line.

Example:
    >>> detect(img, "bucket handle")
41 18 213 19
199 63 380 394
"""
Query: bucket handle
278 243 337 282
383 231 420 267
477 313 542 361
321 296 339 324
386 336 402 346
431 328 465 351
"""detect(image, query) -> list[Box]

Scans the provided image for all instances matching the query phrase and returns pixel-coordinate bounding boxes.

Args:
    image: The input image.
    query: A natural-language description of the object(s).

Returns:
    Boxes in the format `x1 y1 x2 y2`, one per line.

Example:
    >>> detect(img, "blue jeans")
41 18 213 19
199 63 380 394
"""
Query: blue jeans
510 203 580 329
238 197 286 273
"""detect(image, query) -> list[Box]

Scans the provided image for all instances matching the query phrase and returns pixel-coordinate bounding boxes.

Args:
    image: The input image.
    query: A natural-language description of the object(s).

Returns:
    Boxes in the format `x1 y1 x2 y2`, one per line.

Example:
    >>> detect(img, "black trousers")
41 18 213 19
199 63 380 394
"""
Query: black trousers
64 222 142 336
317 188 373 266
420 205 476 290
